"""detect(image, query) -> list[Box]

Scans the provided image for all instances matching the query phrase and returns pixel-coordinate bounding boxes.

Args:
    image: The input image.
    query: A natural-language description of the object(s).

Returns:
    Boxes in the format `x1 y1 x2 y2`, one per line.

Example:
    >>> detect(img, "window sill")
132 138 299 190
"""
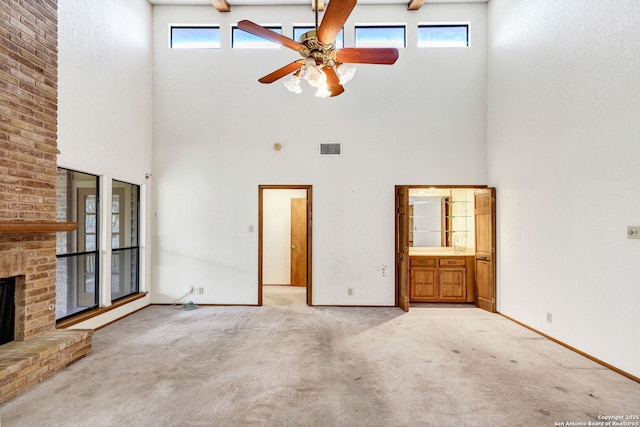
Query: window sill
56 292 149 329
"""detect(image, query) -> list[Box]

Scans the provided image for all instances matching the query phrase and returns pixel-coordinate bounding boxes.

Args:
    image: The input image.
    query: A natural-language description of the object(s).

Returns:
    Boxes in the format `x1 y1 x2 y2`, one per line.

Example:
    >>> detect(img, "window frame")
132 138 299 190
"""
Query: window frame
55 168 100 321
417 23 470 48
354 24 406 48
169 25 221 49
232 24 283 49
110 179 140 303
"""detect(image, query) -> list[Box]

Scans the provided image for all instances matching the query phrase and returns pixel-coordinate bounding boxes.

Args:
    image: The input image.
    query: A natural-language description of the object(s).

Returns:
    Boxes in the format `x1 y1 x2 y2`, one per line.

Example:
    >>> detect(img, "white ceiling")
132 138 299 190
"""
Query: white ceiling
148 0 487 5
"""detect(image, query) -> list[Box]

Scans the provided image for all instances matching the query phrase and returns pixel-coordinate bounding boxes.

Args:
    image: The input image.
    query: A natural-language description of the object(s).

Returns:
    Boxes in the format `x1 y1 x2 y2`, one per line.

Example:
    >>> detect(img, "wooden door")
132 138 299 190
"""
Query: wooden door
290 197 307 286
474 188 496 312
395 186 410 311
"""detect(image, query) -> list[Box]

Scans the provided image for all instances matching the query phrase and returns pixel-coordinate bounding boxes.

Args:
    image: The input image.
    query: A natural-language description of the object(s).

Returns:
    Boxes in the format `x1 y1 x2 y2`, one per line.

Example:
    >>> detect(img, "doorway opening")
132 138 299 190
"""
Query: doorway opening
258 185 313 306
395 185 496 313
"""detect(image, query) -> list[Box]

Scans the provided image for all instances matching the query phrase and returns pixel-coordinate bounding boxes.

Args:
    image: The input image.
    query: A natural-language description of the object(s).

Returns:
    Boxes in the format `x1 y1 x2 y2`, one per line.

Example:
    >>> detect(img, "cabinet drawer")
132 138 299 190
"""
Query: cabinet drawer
410 257 436 267
439 258 466 267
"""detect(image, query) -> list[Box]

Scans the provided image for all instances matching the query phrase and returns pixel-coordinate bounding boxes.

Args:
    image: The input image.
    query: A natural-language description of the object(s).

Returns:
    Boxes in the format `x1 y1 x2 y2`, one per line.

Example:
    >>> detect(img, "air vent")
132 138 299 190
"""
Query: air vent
319 142 342 156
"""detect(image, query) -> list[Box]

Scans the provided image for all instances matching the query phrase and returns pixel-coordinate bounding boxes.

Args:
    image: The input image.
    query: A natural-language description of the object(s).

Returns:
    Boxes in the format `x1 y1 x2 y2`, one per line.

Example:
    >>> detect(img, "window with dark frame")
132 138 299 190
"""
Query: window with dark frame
55 168 100 320
110 180 140 302
170 26 220 49
232 25 282 49
355 25 406 48
418 24 469 47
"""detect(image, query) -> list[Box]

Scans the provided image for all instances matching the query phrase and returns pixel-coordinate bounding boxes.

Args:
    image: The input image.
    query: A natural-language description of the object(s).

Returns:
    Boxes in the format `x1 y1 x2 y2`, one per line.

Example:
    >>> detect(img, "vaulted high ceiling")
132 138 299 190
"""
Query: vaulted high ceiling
147 0 488 13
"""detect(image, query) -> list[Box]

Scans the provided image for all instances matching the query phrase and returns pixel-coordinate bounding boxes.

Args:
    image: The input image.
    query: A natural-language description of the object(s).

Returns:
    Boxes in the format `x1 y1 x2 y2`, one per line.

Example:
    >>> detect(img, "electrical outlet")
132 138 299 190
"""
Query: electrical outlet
627 226 640 239
198 287 204 295
348 288 353 296
546 312 552 323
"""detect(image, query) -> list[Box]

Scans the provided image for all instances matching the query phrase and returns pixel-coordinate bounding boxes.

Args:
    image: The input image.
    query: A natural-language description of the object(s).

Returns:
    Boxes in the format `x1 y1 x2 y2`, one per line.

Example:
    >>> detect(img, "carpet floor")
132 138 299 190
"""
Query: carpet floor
0 286 638 426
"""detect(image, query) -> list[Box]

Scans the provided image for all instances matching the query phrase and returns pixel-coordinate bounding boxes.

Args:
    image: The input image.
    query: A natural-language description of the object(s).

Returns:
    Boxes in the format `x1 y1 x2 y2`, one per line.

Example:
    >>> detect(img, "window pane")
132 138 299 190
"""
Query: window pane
418 25 468 47
112 214 120 233
85 214 96 233
111 248 139 301
112 181 139 248
233 26 282 49
56 169 98 255
85 195 96 213
171 27 220 49
293 26 343 48
355 26 405 48
56 254 98 320
111 180 140 301
85 235 96 251
56 168 100 321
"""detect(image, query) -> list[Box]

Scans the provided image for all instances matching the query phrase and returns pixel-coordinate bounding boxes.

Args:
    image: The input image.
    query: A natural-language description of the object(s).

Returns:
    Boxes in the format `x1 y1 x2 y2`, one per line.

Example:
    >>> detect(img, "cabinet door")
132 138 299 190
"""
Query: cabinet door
439 268 466 301
410 267 437 301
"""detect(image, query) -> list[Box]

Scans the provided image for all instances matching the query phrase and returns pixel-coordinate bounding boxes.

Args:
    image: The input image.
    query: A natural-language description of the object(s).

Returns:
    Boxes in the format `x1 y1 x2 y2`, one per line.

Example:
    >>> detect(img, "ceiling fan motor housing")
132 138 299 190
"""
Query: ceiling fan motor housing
298 30 335 65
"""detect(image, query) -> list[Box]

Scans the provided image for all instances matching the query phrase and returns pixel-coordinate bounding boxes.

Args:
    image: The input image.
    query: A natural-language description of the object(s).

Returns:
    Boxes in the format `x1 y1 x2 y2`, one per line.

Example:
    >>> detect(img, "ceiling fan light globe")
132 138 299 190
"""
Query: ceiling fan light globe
314 83 331 98
284 75 303 93
301 64 327 88
337 64 356 84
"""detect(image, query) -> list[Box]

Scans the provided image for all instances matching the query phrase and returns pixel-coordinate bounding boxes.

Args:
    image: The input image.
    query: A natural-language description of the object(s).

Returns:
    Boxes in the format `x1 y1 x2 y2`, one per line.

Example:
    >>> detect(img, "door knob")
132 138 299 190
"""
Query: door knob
291 245 296 249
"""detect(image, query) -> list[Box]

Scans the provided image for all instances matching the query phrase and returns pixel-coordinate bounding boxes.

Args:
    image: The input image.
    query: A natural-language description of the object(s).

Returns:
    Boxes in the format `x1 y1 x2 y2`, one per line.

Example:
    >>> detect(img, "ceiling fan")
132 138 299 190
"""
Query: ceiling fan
238 0 399 97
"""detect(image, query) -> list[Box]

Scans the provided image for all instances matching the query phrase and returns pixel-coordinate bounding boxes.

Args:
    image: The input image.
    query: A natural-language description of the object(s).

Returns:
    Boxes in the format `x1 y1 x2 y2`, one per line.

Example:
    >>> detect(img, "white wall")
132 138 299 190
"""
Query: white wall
263 189 308 284
152 4 488 305
487 0 640 377
58 0 154 325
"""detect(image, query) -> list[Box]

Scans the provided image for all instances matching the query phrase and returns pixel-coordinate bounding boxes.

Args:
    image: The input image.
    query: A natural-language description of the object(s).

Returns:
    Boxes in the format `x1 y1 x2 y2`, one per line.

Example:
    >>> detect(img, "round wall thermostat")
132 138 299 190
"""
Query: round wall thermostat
273 143 282 151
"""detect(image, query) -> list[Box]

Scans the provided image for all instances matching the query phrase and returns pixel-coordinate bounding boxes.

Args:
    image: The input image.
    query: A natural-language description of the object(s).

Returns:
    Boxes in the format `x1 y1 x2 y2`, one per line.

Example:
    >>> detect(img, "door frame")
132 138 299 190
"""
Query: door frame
258 185 313 306
395 185 495 311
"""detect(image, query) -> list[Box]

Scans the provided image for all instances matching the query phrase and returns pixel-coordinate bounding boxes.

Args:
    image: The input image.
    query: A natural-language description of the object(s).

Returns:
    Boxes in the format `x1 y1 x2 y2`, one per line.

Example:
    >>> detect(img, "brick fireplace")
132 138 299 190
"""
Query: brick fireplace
0 0 92 403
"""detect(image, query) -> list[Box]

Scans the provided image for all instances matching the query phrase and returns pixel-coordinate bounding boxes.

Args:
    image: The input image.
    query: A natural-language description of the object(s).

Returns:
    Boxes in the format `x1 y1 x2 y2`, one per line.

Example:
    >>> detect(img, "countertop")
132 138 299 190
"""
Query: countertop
409 250 474 257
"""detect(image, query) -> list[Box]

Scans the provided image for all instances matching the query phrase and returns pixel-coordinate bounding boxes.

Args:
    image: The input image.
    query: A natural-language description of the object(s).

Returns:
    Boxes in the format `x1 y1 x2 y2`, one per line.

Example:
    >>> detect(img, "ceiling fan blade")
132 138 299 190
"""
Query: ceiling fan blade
258 61 304 84
324 67 345 97
238 20 305 51
334 48 399 64
317 0 357 45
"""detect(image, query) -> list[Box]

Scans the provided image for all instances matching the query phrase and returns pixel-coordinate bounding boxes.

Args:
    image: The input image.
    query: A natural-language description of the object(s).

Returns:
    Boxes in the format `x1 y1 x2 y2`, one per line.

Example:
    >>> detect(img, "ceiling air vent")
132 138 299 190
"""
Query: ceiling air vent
319 142 342 157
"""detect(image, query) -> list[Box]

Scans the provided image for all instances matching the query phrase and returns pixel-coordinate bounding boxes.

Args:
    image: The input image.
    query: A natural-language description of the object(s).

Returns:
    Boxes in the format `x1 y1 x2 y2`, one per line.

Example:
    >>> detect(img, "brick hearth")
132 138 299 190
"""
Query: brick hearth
0 329 92 402
0 0 93 404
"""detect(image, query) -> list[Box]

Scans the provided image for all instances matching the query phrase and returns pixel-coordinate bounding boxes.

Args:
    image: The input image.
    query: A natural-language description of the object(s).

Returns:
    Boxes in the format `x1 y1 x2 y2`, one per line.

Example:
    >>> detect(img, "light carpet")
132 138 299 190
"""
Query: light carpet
0 287 638 426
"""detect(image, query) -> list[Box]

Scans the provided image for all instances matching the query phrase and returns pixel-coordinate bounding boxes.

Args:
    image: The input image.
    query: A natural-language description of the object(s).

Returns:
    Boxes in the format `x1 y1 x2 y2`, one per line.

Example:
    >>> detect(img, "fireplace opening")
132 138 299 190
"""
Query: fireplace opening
0 277 16 345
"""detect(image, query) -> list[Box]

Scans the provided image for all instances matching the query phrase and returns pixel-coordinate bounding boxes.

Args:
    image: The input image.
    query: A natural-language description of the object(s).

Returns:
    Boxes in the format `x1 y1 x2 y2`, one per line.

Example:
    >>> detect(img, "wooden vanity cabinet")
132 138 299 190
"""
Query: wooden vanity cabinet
409 256 475 303
409 257 437 300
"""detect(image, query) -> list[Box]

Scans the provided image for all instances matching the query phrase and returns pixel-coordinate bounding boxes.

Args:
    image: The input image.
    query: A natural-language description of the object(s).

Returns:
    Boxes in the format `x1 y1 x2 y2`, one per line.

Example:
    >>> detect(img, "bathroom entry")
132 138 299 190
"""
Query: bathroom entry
395 186 496 313
258 186 313 306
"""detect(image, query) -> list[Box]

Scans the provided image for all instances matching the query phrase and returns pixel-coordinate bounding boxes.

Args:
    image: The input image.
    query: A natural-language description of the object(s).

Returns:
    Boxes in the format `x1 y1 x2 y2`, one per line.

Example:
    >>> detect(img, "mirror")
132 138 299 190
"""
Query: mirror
409 196 451 247
407 188 475 254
